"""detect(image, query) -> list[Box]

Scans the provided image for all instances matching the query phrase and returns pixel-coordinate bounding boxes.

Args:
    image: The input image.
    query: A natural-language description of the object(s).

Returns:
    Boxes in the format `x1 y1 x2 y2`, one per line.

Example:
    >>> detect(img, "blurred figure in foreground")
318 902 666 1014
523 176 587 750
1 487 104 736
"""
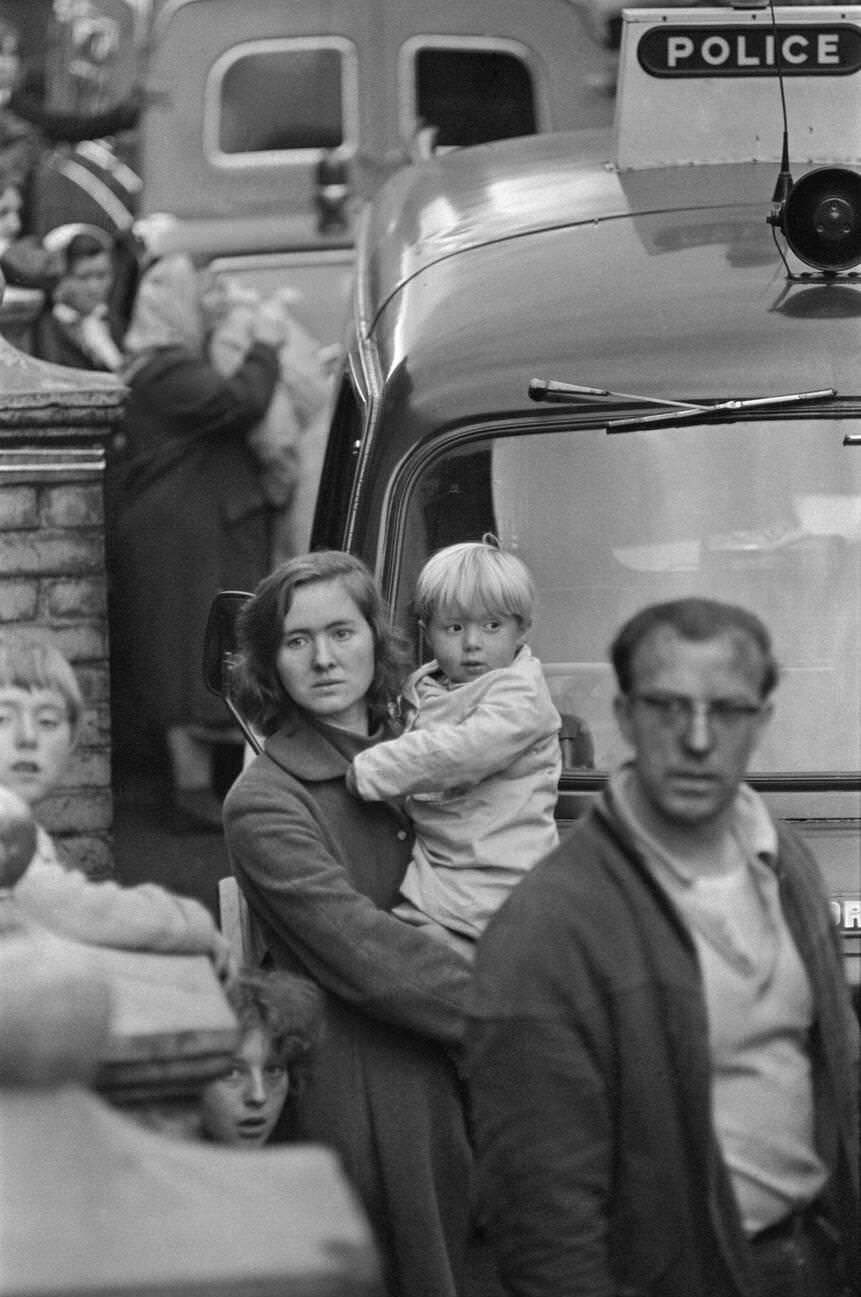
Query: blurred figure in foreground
109 254 287 830
467 597 859 1297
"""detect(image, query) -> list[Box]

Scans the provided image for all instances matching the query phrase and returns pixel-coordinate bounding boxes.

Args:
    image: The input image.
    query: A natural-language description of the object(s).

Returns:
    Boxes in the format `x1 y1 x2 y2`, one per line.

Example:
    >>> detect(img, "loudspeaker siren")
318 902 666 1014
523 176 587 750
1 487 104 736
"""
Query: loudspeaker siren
782 166 861 271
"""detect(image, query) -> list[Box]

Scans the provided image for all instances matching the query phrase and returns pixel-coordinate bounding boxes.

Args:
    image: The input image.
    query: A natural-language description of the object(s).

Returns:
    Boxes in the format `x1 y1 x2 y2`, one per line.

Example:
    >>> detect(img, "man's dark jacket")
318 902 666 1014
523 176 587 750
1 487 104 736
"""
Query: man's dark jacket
466 791 860 1297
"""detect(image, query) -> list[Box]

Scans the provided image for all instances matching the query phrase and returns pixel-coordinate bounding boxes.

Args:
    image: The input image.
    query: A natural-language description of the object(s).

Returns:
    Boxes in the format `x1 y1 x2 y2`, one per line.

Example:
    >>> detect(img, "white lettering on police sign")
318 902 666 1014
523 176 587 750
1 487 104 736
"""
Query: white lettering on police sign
830 897 861 933
639 24 861 77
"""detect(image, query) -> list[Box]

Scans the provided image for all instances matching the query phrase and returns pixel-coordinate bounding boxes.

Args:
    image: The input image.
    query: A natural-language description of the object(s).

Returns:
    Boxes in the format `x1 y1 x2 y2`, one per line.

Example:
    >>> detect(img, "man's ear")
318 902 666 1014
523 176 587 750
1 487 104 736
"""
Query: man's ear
752 698 774 748
613 693 634 745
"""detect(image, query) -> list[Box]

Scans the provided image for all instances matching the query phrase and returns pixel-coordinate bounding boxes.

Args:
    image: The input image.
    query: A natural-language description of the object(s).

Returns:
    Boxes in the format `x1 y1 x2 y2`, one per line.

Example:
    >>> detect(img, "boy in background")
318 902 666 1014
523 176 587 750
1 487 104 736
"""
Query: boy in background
34 226 123 371
0 633 231 974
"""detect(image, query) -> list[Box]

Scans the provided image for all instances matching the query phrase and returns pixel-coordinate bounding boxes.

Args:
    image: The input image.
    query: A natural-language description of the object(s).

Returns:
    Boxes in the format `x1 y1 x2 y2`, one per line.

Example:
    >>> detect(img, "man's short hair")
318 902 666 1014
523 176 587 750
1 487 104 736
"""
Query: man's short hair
610 598 779 699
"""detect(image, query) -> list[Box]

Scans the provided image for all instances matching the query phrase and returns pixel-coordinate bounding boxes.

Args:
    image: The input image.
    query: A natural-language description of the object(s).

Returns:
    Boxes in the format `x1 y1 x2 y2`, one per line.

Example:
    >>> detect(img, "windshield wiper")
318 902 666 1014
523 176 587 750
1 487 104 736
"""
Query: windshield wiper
606 389 836 432
529 379 704 412
528 378 836 431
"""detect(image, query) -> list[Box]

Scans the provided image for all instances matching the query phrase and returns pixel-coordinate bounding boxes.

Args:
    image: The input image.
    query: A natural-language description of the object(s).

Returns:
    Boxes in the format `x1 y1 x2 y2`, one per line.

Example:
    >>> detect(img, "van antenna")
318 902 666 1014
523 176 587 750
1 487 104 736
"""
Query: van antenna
769 0 793 206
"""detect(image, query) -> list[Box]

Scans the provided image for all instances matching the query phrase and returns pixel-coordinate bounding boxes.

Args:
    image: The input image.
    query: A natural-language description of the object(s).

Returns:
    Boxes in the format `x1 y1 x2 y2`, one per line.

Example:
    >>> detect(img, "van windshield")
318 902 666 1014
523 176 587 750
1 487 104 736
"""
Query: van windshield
394 418 861 776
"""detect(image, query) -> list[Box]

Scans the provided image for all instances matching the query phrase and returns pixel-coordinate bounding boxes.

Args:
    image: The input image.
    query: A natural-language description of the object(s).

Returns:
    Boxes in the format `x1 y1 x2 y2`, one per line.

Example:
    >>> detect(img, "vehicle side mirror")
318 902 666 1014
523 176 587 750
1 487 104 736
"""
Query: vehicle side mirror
202 591 262 754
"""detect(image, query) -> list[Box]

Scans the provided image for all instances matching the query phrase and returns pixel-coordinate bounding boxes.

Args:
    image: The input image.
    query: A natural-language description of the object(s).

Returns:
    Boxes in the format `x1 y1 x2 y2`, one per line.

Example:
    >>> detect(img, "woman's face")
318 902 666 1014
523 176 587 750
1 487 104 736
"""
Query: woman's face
276 577 376 732
200 1027 289 1148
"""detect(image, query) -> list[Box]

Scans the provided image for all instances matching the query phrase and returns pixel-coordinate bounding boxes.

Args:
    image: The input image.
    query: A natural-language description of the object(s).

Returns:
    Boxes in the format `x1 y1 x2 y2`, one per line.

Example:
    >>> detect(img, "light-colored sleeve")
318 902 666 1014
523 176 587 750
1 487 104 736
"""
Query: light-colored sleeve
14 855 230 968
224 772 471 1047
351 671 560 800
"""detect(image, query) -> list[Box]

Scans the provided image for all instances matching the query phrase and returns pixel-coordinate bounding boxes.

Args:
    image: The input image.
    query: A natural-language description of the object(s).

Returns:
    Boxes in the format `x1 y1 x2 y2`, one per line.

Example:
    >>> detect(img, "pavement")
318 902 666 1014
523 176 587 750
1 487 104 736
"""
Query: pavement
111 763 233 924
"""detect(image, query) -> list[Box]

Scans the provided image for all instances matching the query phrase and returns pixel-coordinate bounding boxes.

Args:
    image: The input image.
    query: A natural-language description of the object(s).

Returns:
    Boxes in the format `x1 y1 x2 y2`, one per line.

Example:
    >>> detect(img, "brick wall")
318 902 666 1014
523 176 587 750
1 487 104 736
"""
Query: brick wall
0 332 125 878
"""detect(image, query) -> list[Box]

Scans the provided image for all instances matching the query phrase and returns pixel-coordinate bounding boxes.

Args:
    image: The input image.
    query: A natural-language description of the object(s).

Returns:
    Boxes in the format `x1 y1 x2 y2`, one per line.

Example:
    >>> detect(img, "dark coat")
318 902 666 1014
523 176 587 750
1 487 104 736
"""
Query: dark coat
466 792 860 1297
109 341 279 733
223 713 474 1297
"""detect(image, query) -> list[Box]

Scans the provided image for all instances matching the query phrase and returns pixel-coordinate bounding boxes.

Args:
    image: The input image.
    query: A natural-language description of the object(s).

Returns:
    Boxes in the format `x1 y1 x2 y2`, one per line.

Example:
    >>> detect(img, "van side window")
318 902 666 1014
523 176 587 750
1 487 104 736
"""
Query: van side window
402 39 537 147
209 39 357 157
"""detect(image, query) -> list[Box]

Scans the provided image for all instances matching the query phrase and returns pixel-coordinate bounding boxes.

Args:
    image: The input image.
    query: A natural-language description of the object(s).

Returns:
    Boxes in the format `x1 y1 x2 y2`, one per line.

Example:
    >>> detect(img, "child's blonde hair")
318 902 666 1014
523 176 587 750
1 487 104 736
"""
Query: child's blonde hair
0 636 83 730
414 539 535 627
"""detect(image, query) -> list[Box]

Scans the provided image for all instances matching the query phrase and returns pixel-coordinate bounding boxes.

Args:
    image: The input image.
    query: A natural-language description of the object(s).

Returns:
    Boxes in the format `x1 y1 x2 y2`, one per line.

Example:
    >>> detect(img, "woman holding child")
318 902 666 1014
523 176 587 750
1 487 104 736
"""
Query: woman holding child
223 550 474 1297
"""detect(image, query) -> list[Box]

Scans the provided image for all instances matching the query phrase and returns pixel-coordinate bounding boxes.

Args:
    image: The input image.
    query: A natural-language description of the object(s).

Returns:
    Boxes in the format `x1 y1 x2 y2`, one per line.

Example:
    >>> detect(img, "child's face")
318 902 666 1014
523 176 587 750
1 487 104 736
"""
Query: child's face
0 687 75 807
425 607 527 684
58 251 113 317
200 1026 289 1147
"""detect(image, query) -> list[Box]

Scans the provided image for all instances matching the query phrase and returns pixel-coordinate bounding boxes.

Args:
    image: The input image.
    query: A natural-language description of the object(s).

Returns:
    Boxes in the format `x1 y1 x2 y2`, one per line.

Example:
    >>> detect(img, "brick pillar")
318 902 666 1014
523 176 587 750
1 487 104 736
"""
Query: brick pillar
0 330 125 879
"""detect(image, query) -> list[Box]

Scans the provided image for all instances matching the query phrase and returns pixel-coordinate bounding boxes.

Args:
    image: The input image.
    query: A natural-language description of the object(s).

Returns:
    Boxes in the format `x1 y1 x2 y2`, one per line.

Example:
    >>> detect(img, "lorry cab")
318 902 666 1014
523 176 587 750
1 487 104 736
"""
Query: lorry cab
313 4 861 989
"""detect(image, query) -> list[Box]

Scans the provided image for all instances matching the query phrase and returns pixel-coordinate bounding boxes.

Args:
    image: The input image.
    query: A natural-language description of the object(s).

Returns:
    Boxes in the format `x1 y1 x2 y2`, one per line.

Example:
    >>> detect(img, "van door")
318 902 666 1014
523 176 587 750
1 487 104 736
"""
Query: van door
140 0 373 223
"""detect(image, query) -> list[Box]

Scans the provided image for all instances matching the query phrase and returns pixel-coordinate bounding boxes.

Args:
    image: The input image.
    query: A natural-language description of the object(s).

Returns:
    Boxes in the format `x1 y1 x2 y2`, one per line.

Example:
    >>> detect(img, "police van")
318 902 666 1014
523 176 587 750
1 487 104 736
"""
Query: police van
311 4 861 990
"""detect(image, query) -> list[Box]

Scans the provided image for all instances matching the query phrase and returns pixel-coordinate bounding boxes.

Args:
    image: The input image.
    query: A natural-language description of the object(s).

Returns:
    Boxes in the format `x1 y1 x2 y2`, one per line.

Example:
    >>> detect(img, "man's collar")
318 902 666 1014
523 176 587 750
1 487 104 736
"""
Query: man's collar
608 764 778 885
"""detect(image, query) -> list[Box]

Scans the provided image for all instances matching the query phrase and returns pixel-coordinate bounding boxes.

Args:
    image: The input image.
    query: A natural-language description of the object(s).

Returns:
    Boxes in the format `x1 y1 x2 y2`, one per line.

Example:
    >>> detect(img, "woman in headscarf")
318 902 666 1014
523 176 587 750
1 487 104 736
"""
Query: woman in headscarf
108 254 286 830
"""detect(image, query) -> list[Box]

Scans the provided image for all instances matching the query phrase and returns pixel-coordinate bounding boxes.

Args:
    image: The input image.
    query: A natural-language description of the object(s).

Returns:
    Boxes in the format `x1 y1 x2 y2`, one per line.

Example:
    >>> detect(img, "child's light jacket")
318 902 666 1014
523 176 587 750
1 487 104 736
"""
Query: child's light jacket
352 647 561 937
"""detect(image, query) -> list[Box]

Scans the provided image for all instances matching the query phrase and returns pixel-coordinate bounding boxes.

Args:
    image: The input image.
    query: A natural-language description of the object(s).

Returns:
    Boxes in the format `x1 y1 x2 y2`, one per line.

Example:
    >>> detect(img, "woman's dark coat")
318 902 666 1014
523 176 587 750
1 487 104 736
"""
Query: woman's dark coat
109 340 279 734
223 712 474 1297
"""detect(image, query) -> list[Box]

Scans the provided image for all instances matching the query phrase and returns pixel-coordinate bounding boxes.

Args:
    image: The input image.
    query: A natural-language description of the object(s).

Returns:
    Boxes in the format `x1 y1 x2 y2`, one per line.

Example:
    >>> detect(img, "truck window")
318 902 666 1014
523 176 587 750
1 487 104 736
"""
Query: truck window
207 39 357 159
391 420 861 777
402 38 537 146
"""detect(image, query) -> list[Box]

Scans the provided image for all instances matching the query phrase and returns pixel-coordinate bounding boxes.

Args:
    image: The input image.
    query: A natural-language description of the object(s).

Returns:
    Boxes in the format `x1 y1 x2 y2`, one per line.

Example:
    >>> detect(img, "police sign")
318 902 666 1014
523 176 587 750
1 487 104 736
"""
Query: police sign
831 896 861 935
638 23 861 77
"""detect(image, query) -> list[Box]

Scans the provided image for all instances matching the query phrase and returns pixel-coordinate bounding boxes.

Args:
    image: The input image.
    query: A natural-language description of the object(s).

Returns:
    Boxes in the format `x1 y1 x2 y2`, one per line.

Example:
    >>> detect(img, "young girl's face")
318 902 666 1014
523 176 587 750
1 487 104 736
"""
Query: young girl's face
425 608 526 684
200 1026 289 1147
0 687 75 807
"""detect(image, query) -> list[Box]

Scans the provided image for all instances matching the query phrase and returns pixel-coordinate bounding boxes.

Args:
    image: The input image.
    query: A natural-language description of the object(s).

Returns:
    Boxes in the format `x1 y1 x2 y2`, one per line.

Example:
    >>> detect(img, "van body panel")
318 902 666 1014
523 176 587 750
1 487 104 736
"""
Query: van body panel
358 155 861 449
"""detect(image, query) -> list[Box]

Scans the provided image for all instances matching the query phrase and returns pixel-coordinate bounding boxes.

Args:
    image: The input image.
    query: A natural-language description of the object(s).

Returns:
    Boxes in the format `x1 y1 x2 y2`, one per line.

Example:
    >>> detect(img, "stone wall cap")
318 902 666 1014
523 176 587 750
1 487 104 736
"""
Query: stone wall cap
0 335 126 403
0 336 126 432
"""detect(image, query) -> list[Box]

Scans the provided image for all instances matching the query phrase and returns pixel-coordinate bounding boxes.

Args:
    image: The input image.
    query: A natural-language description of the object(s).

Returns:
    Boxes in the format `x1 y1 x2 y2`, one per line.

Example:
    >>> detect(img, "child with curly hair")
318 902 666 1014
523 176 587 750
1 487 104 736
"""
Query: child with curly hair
200 968 323 1147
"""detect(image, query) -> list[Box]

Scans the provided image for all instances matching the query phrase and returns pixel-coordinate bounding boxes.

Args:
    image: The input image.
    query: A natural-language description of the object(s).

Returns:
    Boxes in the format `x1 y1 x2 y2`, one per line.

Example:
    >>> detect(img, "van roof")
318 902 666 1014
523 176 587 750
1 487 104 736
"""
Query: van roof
358 128 861 454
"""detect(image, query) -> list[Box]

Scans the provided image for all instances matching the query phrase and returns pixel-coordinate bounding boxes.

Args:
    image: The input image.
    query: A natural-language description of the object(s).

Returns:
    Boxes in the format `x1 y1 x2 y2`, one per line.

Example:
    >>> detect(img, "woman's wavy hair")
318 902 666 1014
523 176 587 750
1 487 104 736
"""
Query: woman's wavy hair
227 969 324 1098
233 550 411 736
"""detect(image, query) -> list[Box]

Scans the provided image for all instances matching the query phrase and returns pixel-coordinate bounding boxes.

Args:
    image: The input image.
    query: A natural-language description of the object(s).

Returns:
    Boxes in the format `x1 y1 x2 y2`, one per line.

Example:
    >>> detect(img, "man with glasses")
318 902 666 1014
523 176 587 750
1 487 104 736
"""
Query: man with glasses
466 597 859 1297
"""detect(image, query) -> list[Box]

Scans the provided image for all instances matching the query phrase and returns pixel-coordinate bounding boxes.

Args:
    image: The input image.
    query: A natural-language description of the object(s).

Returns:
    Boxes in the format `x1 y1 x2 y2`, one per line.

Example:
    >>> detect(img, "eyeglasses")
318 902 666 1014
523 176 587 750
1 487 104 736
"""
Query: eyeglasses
629 692 763 732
